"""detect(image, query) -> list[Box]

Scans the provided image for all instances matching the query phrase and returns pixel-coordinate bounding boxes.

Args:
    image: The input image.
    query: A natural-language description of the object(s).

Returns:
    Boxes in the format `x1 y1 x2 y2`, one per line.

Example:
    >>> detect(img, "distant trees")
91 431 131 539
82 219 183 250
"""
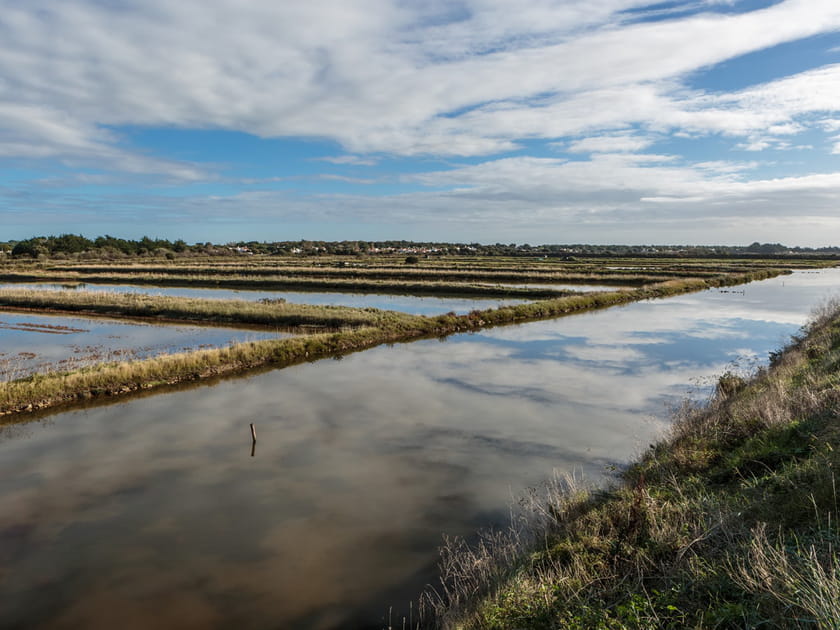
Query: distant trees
6 234 209 259
11 239 43 258
745 242 787 255
1 236 838 260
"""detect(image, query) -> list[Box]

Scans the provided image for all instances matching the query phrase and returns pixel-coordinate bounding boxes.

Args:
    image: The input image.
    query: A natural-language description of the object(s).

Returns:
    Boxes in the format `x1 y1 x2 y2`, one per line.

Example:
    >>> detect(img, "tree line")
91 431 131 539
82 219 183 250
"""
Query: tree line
2 235 219 259
2 235 838 259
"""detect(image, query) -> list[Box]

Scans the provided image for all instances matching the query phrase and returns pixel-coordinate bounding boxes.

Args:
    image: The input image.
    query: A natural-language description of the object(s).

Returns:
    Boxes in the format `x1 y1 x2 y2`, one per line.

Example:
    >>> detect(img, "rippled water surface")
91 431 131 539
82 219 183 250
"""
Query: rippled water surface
0 269 837 629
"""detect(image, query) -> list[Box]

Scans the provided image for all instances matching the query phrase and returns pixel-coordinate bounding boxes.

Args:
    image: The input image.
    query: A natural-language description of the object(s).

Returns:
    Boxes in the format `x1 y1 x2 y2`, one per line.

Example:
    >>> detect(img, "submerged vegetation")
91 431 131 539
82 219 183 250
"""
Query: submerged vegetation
420 299 840 629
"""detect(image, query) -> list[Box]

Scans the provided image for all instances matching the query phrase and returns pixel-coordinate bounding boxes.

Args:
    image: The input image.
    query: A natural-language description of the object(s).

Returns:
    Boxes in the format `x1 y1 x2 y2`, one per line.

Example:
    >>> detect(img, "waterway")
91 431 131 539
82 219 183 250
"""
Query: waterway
0 269 837 629
0 283 530 316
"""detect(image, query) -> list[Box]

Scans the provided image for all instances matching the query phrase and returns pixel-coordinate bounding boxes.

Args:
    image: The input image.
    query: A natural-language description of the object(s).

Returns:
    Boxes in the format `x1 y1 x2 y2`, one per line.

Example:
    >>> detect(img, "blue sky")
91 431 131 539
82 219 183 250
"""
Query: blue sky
3 0 840 245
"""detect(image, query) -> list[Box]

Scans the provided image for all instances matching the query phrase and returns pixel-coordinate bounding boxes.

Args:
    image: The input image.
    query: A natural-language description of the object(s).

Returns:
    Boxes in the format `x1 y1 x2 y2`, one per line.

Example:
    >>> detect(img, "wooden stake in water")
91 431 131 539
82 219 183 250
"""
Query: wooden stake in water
250 423 257 443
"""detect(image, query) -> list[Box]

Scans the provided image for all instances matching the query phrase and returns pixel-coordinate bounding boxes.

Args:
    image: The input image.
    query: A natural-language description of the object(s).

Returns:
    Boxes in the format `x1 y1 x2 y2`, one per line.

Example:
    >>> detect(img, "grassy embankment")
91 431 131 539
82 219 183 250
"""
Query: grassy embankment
422 300 840 629
0 268 784 417
0 287 413 329
0 271 574 298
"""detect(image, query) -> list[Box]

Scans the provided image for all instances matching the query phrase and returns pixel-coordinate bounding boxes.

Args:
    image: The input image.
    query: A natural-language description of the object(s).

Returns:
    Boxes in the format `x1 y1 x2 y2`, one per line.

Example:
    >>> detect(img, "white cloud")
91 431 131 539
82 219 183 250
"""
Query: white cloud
2 0 840 243
9 149 840 245
567 133 655 154
446 62 840 154
692 161 759 173
0 103 209 180
2 0 840 165
819 118 840 131
736 138 773 151
314 155 380 166
316 174 377 184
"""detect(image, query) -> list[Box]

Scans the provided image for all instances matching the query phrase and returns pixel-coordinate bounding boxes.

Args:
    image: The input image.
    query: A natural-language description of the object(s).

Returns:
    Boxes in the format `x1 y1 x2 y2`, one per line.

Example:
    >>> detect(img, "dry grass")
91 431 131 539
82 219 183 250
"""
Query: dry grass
735 521 840 628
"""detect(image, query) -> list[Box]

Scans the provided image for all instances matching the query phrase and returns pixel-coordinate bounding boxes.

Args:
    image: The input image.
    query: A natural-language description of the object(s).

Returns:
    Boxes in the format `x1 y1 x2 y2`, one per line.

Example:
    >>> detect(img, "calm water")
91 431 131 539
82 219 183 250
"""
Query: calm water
0 283 528 316
0 269 837 629
0 311 287 381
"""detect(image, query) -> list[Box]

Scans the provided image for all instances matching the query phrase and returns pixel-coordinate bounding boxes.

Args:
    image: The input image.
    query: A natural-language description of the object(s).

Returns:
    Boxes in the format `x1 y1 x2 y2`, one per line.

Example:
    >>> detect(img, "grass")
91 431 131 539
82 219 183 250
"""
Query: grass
0 287 420 329
0 268 788 417
418 298 840 629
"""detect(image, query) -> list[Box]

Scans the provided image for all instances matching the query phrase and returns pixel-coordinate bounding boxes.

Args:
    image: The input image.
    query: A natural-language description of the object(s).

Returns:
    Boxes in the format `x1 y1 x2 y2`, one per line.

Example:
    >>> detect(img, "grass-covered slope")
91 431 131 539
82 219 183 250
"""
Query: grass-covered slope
424 301 840 629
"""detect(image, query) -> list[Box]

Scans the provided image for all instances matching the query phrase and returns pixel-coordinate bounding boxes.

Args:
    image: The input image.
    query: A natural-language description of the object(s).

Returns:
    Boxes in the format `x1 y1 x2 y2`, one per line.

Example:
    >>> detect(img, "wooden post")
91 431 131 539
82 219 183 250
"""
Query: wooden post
250 423 257 443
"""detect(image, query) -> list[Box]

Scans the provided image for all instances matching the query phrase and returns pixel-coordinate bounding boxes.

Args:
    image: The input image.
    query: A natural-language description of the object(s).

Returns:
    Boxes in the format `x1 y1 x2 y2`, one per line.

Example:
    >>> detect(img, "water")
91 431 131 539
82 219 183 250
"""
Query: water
0 269 837 629
0 283 529 316
0 311 288 381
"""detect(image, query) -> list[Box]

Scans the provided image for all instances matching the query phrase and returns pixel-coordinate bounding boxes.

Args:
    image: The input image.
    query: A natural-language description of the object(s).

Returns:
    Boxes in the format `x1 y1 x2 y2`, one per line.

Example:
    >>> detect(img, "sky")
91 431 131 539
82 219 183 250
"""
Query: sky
2 0 840 246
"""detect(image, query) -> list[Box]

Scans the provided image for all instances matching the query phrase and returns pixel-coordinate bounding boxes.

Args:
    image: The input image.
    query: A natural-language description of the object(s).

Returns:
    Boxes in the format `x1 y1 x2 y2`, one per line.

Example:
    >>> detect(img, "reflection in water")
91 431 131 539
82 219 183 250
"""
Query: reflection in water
0 311 286 381
0 282 529 316
0 269 838 629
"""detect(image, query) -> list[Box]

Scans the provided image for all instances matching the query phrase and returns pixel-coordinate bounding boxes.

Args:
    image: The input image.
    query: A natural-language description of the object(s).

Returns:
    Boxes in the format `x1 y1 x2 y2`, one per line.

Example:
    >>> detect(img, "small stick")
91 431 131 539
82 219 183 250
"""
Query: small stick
250 423 257 443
